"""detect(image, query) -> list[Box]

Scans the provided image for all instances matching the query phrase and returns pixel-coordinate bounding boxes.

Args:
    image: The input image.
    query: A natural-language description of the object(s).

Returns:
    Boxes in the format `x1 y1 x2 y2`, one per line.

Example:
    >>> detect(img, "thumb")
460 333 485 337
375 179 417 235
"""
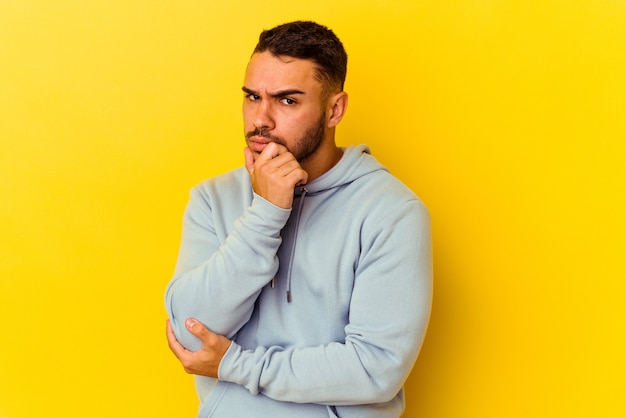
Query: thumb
185 318 208 340
244 147 255 175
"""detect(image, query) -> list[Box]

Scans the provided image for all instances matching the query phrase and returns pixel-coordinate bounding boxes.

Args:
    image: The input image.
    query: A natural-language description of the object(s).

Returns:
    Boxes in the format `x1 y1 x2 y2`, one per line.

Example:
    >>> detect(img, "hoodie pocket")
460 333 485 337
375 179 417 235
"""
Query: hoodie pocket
198 381 333 418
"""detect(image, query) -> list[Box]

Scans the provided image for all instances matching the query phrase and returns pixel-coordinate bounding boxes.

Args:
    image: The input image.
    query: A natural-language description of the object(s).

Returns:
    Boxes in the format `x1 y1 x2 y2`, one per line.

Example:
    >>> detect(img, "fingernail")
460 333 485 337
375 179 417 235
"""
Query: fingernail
186 318 197 329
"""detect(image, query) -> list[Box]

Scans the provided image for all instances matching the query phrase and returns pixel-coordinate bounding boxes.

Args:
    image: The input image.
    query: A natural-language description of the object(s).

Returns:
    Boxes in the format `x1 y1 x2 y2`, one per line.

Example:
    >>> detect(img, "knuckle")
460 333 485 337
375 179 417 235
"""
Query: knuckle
181 359 193 371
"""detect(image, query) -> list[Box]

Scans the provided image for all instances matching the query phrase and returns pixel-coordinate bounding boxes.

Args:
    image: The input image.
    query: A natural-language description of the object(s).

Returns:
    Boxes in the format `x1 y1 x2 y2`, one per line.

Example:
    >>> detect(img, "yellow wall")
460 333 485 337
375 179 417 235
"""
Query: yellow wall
1 1 624 417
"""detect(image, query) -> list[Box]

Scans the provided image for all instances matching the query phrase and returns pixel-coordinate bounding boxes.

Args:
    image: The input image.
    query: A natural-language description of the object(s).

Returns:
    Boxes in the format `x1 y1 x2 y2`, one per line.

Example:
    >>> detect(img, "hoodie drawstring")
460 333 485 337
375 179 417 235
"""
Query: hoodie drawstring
285 187 307 303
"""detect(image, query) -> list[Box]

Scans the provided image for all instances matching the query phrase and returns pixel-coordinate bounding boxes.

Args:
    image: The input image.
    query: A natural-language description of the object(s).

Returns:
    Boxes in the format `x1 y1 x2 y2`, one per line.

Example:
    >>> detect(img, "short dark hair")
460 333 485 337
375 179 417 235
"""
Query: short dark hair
253 21 348 92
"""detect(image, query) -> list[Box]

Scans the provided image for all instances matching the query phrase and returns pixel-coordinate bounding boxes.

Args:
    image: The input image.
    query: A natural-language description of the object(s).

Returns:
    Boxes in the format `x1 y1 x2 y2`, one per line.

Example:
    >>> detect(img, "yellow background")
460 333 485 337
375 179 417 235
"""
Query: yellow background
1 0 624 417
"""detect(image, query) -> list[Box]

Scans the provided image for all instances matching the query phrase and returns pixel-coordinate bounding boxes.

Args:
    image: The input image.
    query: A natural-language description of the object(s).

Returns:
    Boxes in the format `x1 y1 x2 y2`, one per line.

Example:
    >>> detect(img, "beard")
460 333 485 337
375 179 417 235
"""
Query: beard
245 112 326 163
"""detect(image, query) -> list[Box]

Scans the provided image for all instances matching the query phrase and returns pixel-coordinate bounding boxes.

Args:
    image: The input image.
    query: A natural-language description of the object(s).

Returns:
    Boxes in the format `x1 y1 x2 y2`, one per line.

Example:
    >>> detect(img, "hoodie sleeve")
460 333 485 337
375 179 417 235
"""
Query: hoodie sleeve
217 198 433 404
164 185 291 350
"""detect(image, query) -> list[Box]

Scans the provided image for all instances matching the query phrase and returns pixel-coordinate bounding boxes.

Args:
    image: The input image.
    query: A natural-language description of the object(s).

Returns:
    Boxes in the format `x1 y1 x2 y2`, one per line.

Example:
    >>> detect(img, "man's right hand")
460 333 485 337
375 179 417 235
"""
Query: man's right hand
244 142 308 209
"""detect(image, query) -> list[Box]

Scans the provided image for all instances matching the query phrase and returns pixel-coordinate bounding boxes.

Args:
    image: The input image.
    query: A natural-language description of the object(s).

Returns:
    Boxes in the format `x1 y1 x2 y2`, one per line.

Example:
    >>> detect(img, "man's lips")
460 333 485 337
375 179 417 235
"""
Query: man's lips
248 137 271 153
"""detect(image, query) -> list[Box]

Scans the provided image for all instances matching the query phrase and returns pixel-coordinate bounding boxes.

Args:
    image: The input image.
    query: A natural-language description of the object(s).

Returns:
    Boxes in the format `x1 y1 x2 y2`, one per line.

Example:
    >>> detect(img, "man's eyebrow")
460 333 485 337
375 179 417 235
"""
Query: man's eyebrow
242 87 257 96
242 86 305 98
270 89 306 98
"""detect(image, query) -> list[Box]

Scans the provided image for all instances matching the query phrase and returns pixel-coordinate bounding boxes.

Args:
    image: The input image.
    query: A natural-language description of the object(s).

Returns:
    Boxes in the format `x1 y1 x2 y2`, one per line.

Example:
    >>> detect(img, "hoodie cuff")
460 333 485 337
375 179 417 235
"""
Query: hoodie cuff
217 342 247 388
218 341 270 396
242 192 292 236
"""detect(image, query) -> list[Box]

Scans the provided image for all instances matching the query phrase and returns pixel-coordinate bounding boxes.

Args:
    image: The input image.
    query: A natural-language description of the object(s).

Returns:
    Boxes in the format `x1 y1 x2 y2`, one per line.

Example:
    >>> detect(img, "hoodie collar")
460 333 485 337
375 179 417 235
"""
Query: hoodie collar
294 145 386 196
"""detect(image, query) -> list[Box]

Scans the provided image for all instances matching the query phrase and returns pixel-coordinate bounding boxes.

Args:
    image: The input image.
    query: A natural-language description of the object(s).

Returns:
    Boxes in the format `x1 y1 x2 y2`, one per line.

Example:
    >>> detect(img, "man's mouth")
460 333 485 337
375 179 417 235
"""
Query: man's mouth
248 139 269 153
247 135 272 152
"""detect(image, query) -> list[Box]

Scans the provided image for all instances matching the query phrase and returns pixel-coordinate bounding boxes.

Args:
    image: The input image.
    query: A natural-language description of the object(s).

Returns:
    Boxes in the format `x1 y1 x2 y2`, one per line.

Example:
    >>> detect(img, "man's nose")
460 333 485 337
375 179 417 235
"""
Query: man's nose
252 101 274 130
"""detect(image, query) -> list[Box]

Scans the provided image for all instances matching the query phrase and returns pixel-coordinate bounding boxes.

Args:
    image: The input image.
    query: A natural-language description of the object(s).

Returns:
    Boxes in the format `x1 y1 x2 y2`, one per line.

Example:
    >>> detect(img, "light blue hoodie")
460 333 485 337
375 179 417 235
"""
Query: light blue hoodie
165 145 432 417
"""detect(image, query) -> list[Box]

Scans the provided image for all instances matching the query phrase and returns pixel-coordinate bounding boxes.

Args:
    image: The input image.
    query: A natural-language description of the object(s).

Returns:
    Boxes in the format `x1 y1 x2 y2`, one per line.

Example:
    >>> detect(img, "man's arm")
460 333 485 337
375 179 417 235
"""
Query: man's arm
164 189 289 349
165 143 307 350
167 199 432 405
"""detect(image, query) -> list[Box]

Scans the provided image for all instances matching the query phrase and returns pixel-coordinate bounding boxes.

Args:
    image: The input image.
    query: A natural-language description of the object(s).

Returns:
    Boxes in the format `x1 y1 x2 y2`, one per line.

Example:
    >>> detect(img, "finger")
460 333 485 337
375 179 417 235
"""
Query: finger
185 318 210 342
166 319 188 358
255 141 281 162
282 165 308 186
255 152 294 172
294 168 308 186
268 158 308 184
266 141 289 155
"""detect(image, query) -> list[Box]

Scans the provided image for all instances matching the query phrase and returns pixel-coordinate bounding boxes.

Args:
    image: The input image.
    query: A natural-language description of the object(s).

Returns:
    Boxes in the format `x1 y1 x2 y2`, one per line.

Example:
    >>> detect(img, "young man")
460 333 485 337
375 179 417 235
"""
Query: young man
165 21 432 417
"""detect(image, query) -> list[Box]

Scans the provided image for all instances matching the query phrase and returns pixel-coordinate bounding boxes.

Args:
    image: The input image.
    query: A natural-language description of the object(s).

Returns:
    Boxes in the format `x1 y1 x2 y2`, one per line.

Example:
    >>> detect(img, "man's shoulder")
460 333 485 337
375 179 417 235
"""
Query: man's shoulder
192 166 248 191
353 166 419 202
188 167 250 205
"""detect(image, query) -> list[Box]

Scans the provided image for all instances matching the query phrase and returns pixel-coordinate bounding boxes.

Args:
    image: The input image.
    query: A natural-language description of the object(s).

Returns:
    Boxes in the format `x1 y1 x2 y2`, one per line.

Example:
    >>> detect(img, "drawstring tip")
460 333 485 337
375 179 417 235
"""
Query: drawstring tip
286 291 292 303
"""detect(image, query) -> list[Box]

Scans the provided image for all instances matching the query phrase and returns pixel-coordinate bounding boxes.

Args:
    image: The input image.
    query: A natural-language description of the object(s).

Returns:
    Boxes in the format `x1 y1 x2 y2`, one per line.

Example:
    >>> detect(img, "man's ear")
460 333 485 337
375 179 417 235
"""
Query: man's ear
326 91 348 128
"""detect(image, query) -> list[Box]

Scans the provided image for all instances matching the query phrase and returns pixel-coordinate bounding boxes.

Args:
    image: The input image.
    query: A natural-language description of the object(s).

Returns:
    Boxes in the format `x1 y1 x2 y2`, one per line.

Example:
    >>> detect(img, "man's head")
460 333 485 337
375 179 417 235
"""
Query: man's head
253 21 348 96
243 21 349 169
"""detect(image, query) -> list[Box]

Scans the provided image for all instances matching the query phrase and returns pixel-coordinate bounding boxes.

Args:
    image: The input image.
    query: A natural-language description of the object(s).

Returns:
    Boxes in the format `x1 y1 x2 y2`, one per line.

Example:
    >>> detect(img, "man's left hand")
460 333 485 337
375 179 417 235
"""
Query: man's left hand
166 318 231 378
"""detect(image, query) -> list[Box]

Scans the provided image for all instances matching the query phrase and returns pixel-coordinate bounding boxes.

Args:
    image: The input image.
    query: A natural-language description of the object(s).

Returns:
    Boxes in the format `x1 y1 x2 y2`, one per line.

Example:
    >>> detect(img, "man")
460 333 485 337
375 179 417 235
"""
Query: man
165 21 432 417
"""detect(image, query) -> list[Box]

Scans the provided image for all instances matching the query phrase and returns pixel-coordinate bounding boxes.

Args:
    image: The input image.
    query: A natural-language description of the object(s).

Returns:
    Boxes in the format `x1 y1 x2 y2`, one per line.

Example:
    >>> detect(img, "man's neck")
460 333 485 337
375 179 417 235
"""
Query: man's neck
301 143 343 183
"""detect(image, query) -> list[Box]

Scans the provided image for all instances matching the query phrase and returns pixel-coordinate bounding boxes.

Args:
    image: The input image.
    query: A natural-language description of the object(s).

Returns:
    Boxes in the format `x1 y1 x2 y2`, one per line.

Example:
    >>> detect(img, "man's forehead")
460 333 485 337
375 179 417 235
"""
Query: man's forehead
245 52 321 87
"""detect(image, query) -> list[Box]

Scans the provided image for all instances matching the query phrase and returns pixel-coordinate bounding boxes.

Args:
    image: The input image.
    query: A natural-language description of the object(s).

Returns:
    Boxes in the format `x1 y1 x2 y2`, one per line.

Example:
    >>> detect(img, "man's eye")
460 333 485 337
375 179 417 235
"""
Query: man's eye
281 98 296 105
246 94 260 101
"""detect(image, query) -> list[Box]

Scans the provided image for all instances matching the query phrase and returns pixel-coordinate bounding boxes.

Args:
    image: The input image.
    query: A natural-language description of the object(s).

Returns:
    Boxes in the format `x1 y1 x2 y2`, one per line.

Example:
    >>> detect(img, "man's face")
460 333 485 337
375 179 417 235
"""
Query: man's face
243 51 327 163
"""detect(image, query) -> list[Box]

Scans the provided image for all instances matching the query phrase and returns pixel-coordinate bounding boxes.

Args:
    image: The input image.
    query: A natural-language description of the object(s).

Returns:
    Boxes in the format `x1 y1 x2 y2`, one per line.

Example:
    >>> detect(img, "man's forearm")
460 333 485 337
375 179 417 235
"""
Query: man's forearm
165 191 291 348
